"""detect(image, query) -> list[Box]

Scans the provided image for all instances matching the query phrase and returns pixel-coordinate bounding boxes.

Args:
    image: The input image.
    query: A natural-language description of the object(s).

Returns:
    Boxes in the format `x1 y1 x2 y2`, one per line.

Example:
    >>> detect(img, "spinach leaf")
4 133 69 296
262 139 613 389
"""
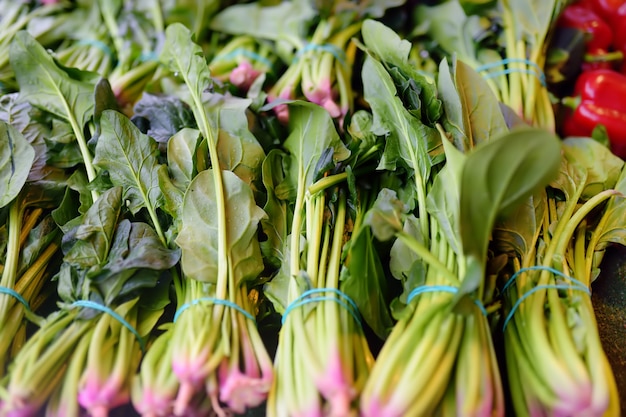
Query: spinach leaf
10 31 99 200
176 169 266 285
361 54 439 180
460 127 562 287
161 23 213 139
62 186 123 270
213 95 265 188
93 110 166 242
260 149 291 269
209 0 316 53
341 225 395 340
425 135 466 255
132 93 196 144
560 138 624 200
285 101 350 187
91 220 180 305
0 121 34 207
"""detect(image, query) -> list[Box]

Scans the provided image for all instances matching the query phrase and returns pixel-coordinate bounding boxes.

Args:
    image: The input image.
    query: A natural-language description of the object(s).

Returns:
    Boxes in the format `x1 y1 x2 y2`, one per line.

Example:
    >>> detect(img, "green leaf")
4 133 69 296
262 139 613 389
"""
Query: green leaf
561 137 624 200
492 190 547 258
460 127 562 271
586 161 626 253
341 226 394 340
161 23 213 139
389 214 427 296
209 0 315 45
414 2 480 65
282 101 350 191
167 127 201 190
92 220 180 304
94 110 163 215
365 188 406 241
361 19 412 69
455 60 508 146
425 136 466 255
361 55 439 180
0 121 35 207
9 31 96 128
214 95 265 187
64 186 123 269
176 169 266 285
260 149 292 268
132 93 197 144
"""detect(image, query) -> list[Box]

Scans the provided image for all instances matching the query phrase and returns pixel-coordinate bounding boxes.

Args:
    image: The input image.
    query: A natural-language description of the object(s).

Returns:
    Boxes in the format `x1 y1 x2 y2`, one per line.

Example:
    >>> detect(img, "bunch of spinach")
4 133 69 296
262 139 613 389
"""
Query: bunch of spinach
494 137 624 416
262 100 378 416
355 20 561 417
0 30 179 417
131 23 272 417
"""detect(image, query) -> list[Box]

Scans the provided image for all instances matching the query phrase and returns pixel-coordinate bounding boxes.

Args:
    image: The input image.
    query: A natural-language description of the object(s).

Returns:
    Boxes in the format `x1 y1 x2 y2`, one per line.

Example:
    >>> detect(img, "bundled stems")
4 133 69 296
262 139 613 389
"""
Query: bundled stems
268 190 374 417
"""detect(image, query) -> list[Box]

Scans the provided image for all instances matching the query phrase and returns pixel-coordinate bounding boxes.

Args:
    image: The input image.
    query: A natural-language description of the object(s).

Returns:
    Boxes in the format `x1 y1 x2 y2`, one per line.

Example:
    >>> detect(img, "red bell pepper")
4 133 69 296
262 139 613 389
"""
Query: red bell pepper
562 69 626 157
588 0 626 26
558 5 614 51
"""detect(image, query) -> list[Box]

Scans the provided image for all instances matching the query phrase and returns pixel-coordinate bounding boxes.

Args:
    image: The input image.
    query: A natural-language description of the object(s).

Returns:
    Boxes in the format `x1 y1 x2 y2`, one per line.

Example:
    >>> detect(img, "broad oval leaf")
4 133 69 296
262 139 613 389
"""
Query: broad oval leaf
9 31 96 128
460 127 562 269
176 169 266 284
93 110 163 215
0 121 34 207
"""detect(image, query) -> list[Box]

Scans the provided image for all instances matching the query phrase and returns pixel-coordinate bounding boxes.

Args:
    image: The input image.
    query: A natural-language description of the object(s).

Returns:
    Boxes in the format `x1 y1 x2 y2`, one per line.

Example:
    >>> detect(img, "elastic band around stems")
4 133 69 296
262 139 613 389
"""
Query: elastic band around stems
70 300 146 352
281 288 362 327
501 266 590 331
0 286 31 312
293 43 346 65
212 48 274 69
475 58 547 87
173 297 256 323
74 39 114 60
407 285 488 316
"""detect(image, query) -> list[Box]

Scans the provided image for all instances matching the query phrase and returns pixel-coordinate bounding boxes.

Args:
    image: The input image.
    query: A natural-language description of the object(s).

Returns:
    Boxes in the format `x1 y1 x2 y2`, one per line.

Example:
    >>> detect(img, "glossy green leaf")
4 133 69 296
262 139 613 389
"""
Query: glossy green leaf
425 136 466 255
64 186 122 269
361 55 438 180
209 0 315 43
361 19 411 69
365 188 406 242
167 127 201 190
260 149 291 268
0 121 35 207
9 31 96 128
176 169 266 284
282 100 350 191
560 138 624 200
460 127 562 272
92 220 180 304
133 93 196 144
161 23 213 140
93 110 163 215
214 95 265 186
341 225 394 340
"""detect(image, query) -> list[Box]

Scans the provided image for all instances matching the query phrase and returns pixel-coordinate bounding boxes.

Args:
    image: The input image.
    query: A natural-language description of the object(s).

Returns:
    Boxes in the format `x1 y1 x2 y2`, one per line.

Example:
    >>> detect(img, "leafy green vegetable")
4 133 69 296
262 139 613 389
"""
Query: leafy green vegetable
176 169 266 285
93 110 167 243
0 121 34 207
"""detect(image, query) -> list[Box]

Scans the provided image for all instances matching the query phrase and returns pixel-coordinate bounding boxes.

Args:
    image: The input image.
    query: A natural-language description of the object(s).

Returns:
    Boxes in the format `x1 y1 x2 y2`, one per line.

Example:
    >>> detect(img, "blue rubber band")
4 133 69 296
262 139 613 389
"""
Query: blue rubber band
475 58 546 87
139 51 159 63
70 300 146 352
294 43 346 65
212 48 273 69
407 285 488 316
501 266 590 331
0 286 31 312
74 39 114 60
282 288 362 327
173 297 256 323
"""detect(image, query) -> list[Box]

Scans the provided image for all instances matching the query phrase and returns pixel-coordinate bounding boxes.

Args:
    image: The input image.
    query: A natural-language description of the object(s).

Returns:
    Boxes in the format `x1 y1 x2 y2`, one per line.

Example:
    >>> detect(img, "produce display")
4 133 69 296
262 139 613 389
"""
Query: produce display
1 0 625 416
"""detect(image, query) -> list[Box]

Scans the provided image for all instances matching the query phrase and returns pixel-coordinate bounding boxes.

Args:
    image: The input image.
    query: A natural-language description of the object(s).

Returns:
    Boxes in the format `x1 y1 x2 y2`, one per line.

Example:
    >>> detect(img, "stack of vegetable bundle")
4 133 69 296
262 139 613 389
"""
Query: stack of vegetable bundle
0 0 625 416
